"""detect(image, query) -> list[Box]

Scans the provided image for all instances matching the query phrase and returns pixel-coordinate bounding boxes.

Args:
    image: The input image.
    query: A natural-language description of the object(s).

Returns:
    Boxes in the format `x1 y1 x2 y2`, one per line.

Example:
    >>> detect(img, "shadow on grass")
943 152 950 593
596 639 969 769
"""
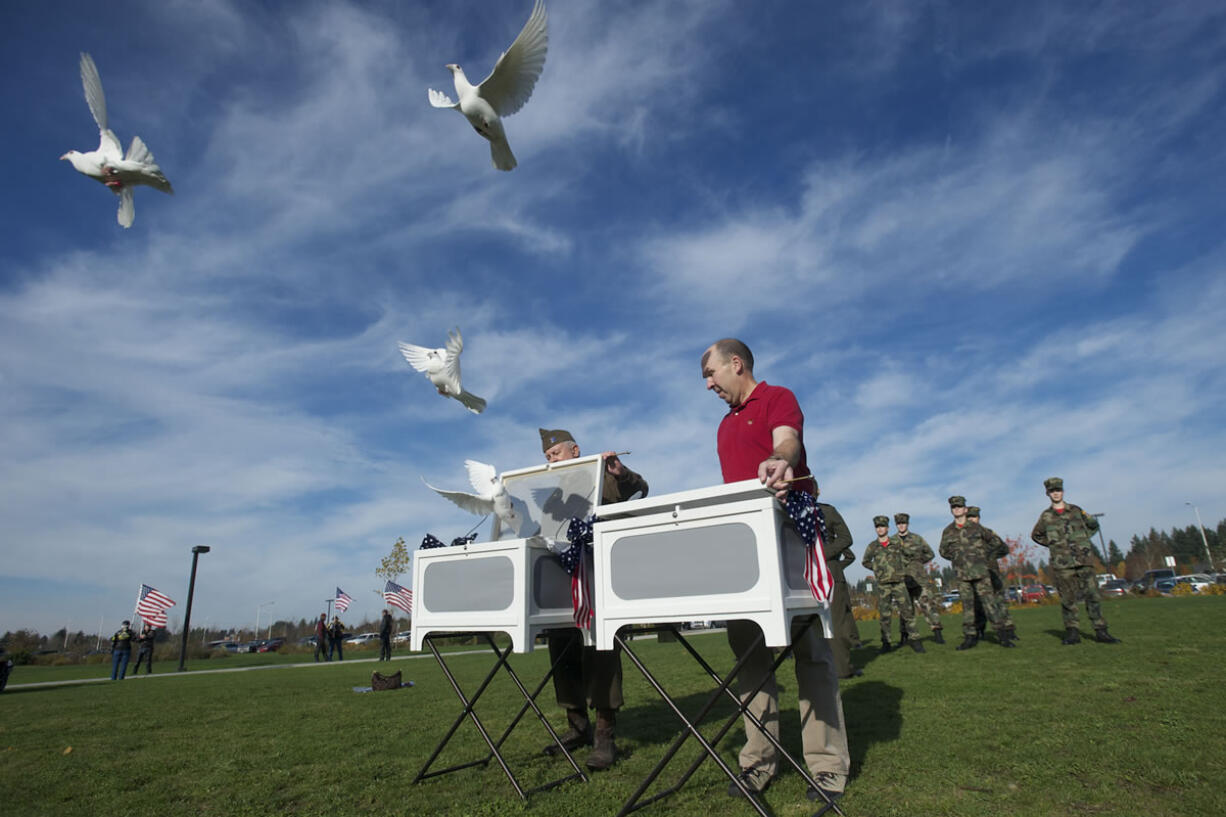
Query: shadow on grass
842 680 902 780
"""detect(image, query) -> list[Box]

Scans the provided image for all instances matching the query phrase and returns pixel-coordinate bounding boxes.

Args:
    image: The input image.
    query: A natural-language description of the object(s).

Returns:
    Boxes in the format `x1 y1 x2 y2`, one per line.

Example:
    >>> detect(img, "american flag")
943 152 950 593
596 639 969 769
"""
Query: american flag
135 584 176 628
783 490 835 603
334 587 352 613
563 516 598 628
383 580 412 615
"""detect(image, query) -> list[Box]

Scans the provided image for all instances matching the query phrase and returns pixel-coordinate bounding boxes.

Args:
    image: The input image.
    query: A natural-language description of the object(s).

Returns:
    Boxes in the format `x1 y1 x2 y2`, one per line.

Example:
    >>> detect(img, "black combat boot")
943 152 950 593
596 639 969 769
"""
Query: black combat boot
1094 627 1121 644
909 637 926 653
879 639 893 654
997 628 1017 648
1061 627 1081 645
1007 625 1020 641
543 708 591 756
955 634 979 651
932 628 945 645
586 710 618 770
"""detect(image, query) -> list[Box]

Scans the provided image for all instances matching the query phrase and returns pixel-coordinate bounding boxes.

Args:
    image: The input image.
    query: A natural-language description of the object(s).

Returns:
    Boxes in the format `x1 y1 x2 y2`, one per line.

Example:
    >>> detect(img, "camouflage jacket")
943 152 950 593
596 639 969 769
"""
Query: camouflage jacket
819 503 855 580
1031 503 1099 570
896 532 934 578
863 537 909 584
980 525 1009 561
939 521 996 580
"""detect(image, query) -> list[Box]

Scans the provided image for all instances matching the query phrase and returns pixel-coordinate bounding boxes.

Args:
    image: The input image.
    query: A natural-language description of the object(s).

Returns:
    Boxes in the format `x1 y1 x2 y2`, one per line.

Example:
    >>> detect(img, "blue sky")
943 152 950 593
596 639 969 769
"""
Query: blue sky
3 1 1224 636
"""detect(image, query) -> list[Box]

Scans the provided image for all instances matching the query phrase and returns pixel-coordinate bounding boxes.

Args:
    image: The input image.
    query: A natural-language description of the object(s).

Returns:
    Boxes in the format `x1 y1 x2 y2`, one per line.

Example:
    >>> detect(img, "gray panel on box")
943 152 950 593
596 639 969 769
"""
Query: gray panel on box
609 522 759 599
422 556 515 612
781 524 809 591
532 552 572 610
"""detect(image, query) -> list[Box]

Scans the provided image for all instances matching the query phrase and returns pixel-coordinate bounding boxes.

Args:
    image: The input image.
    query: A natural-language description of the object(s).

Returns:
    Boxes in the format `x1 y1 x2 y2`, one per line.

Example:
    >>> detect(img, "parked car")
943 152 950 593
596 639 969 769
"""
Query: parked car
209 640 240 652
1154 578 1178 595
1100 579 1131 598
941 592 960 609
1174 574 1213 592
1137 569 1176 591
297 636 318 647
257 638 285 652
344 633 380 646
1022 585 1047 603
1005 587 1022 603
393 630 413 644
1044 585 1057 596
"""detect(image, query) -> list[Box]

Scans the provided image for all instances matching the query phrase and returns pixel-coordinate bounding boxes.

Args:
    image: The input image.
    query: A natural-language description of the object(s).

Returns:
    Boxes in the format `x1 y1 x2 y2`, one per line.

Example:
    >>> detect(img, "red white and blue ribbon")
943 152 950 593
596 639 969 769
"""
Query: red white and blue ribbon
563 516 598 629
783 490 834 603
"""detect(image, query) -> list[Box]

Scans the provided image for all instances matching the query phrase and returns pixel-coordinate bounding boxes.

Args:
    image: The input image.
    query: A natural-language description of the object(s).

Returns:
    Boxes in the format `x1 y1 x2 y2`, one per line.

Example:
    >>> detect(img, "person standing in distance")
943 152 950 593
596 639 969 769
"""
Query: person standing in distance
863 515 923 653
966 506 1016 642
132 622 156 674
1031 478 1120 645
110 620 135 680
939 496 1015 650
539 428 648 771
895 513 944 644
701 338 850 805
379 608 394 661
818 496 862 678
314 613 329 662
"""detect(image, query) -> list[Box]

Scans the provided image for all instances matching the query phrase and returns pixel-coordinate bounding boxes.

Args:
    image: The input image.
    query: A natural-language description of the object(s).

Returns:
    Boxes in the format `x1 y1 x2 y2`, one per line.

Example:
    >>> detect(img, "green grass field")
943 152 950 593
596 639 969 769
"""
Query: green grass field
3 597 1224 817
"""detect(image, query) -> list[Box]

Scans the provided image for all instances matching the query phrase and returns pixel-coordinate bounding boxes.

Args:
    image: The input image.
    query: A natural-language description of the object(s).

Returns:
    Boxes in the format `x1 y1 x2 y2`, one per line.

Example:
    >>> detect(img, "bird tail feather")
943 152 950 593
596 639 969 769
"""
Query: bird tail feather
117 187 134 228
489 138 517 171
458 391 487 414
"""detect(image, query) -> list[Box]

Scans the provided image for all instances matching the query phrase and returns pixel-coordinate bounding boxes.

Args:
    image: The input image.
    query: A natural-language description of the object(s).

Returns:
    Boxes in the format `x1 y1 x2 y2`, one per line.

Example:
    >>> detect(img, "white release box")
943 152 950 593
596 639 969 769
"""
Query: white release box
591 479 832 651
410 453 609 653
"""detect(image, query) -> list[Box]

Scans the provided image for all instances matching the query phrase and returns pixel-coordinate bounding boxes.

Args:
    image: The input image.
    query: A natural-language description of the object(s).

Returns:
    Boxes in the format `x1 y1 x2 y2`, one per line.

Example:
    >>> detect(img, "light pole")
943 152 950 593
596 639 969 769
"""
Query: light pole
256 601 275 640
1091 513 1110 570
177 546 210 672
1186 502 1216 572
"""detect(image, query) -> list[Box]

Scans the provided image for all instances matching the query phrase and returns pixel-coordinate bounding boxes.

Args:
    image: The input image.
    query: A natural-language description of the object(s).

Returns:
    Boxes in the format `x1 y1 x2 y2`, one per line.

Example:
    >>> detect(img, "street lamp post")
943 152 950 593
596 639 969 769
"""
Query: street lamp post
177 546 210 672
1186 502 1216 572
256 601 275 640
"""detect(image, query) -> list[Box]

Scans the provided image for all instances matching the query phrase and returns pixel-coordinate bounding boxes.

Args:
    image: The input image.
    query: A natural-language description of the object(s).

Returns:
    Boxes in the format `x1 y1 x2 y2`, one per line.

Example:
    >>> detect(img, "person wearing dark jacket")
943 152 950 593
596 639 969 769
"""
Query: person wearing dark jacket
379 609 394 661
132 623 156 674
314 614 329 662
110 620 135 680
328 617 345 661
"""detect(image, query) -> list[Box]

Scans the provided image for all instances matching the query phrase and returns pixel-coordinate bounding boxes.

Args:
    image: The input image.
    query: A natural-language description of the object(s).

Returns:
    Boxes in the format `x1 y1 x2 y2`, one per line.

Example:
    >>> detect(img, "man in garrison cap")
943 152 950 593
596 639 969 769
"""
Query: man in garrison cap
538 428 648 771
817 495 862 677
862 516 924 653
1031 478 1120 645
966 506 1016 642
939 496 1015 650
894 513 945 644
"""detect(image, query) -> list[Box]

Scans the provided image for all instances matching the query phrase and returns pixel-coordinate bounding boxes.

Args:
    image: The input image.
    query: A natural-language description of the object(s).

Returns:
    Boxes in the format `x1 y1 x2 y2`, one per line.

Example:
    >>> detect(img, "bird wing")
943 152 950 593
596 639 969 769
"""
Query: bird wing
79 53 124 162
443 328 464 388
422 478 494 516
118 136 174 193
477 0 548 118
465 460 498 498
455 390 487 414
397 342 436 373
427 87 458 108
117 187 134 229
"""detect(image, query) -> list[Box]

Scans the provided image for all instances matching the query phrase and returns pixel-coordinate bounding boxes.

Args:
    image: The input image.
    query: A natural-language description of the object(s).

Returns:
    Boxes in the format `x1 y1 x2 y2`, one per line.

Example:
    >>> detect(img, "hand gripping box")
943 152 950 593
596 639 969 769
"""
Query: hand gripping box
591 479 832 651
410 454 607 653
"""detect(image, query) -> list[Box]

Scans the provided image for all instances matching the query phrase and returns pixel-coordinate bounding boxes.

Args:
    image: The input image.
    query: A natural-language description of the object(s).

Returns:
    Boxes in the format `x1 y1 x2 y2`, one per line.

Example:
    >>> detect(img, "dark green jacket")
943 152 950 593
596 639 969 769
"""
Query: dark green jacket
819 503 854 581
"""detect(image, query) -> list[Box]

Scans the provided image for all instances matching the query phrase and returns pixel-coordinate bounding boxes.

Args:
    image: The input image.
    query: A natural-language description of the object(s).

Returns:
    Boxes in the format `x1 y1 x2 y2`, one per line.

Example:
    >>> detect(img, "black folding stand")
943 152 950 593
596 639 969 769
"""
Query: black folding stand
614 618 846 817
412 631 588 800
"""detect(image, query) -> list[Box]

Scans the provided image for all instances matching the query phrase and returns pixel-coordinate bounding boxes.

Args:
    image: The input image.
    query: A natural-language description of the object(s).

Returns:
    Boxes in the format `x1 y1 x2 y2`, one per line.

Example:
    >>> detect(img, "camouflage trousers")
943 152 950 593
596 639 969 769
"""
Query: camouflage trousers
1052 565 1107 630
958 576 1007 637
907 576 944 631
973 569 1014 631
877 581 916 642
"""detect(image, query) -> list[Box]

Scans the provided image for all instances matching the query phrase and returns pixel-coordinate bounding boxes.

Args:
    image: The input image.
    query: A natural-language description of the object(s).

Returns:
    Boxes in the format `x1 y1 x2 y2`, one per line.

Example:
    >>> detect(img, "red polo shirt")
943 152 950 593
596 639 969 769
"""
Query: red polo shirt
716 381 812 492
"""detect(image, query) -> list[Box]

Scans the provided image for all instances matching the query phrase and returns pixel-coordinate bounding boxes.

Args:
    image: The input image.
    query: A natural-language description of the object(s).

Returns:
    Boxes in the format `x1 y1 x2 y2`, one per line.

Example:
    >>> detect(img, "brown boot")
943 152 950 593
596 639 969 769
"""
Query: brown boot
586 710 618 770
543 708 591 756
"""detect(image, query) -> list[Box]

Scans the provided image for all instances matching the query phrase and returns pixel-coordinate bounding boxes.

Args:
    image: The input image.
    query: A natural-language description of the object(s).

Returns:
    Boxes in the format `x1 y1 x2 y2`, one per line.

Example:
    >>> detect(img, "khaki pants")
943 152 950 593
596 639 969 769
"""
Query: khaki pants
726 619 850 790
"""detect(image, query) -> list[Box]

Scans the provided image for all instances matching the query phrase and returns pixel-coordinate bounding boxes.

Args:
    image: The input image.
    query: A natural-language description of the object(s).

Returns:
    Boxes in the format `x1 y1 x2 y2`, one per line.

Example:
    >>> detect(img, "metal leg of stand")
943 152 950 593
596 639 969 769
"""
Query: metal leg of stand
411 632 587 801
615 619 846 817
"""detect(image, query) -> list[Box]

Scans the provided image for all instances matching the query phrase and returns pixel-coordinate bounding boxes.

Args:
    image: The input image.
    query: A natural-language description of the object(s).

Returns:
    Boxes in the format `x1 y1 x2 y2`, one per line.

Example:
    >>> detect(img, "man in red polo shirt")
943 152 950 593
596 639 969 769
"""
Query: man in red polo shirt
700 338 850 805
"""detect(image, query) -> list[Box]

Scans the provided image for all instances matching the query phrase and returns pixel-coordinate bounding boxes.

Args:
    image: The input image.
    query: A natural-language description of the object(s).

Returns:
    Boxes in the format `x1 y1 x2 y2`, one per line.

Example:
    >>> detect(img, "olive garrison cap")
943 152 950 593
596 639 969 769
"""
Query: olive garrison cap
1044 477 1064 493
948 495 966 507
966 506 981 517
122 620 131 626
539 428 576 453
873 515 890 527
894 513 910 524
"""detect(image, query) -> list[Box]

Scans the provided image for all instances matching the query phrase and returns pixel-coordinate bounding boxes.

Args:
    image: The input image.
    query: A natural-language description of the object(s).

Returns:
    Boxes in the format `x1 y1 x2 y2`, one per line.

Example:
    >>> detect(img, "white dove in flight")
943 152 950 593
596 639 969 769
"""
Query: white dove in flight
398 327 487 414
424 460 520 534
60 53 173 228
427 0 548 171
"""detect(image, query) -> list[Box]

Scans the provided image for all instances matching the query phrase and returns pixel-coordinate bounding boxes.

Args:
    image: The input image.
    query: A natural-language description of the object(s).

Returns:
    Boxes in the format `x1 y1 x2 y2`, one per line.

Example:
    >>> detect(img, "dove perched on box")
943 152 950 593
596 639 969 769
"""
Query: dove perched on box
428 0 548 171
398 328 487 414
424 460 522 536
61 53 173 228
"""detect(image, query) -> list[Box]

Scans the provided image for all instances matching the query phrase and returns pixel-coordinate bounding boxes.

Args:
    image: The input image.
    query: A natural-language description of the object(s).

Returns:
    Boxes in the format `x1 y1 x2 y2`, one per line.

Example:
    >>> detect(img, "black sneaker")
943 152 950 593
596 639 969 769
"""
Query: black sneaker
727 769 771 798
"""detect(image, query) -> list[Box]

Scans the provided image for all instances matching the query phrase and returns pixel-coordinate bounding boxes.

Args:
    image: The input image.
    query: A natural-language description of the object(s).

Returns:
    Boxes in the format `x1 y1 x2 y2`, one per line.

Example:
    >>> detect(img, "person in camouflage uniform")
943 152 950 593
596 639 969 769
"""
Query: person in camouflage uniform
1030 477 1121 645
820 500 862 677
967 506 1017 643
938 496 1016 650
894 512 944 644
862 516 924 653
